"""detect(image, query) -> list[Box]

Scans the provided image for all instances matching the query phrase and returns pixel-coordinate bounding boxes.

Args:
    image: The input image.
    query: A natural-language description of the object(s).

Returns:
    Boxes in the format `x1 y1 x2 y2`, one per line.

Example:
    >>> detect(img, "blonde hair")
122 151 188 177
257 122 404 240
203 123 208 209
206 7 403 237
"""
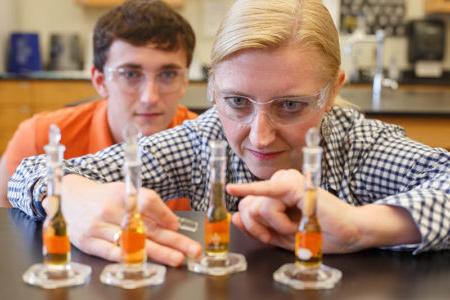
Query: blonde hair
209 0 341 94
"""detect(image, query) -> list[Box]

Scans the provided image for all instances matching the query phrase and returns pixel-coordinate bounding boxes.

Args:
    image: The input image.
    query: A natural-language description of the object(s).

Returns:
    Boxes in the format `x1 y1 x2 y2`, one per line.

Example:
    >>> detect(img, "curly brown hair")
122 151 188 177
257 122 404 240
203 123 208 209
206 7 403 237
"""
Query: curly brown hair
93 0 195 71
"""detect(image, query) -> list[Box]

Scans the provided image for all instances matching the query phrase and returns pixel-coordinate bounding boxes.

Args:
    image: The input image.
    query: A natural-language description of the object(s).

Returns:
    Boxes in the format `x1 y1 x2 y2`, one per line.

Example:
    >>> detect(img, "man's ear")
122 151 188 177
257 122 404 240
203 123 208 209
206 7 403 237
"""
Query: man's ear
91 66 109 98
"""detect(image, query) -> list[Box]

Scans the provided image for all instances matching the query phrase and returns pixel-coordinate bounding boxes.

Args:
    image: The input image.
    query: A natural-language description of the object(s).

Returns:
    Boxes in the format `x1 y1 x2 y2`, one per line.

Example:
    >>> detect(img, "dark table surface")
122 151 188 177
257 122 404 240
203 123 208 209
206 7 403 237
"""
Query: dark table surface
339 88 450 116
1 208 449 300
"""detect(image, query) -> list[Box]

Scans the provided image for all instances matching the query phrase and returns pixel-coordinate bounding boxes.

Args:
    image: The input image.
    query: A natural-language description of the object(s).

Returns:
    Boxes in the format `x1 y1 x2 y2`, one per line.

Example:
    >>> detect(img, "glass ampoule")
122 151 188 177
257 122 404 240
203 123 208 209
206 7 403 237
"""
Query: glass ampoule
23 124 91 289
187 140 247 276
121 130 146 270
100 124 165 289
273 127 342 289
204 140 230 259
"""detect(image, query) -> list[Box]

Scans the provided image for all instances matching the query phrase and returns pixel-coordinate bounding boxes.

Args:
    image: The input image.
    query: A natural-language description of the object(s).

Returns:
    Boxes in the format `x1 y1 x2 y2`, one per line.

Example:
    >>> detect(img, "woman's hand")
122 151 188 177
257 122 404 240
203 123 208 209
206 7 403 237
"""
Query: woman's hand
227 169 302 250
227 169 361 253
45 174 202 266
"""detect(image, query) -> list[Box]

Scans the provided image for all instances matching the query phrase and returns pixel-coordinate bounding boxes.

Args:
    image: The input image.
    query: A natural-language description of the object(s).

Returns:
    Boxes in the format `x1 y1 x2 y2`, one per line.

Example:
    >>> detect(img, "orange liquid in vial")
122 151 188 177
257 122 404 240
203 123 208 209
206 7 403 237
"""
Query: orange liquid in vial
121 212 146 265
295 210 323 268
42 195 71 266
204 213 230 256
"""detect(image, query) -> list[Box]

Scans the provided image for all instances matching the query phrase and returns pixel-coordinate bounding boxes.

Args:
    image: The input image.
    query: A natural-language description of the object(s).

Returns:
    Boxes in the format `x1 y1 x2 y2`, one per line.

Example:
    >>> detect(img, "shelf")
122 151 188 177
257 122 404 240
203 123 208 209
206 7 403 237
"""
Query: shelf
425 0 450 14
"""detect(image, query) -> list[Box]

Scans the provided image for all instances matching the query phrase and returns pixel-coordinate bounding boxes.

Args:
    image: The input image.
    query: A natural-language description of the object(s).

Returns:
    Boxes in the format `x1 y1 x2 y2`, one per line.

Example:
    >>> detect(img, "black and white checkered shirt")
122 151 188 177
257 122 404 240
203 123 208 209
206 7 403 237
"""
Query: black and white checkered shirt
8 106 450 253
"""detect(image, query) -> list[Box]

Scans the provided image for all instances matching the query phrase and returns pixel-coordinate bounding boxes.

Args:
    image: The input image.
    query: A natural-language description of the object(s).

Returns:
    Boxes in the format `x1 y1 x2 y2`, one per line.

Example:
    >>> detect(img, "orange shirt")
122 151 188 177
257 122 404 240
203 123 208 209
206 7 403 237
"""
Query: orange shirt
4 99 197 210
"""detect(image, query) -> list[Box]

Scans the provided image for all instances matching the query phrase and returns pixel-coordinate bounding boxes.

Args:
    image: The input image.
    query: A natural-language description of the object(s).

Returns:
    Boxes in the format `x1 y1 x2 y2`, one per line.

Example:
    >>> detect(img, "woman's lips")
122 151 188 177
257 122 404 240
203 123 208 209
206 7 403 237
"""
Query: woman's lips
247 149 283 160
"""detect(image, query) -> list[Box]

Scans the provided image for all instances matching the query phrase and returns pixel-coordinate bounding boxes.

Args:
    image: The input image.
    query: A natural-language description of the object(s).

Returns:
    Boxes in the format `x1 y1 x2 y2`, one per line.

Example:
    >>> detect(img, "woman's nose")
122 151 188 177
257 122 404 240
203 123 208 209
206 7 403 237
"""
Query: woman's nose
248 111 276 148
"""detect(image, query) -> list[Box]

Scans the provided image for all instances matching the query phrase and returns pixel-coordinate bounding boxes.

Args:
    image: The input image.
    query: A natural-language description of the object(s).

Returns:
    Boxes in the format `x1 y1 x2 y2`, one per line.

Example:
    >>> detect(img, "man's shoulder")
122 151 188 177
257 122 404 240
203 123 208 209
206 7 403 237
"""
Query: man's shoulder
168 105 199 127
33 99 106 124
3 99 107 175
24 99 107 150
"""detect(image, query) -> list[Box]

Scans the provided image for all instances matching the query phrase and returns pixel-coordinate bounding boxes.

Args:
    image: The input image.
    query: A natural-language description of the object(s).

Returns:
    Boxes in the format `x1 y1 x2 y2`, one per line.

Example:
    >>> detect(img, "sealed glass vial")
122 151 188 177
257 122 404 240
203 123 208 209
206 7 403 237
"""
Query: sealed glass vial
120 197 146 267
22 124 91 289
100 124 165 289
121 128 146 268
295 187 322 268
273 128 342 289
188 140 246 276
205 140 230 258
295 129 323 269
42 125 70 269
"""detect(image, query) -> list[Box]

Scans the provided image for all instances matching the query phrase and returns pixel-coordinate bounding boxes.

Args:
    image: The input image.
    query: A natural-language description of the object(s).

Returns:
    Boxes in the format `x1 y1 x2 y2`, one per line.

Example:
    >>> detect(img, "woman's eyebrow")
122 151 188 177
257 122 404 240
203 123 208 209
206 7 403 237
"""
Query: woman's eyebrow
217 88 253 98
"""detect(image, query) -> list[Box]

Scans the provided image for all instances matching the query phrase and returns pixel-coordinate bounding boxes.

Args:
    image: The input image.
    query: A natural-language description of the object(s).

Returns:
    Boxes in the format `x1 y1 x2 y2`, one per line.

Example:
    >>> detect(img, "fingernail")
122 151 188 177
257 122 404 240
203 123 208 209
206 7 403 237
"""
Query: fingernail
188 244 201 258
170 252 184 267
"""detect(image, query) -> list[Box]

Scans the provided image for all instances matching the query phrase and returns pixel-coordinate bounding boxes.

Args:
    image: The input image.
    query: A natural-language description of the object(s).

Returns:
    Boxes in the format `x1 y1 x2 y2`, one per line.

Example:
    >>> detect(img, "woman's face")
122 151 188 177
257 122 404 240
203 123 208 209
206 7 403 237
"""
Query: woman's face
213 45 333 179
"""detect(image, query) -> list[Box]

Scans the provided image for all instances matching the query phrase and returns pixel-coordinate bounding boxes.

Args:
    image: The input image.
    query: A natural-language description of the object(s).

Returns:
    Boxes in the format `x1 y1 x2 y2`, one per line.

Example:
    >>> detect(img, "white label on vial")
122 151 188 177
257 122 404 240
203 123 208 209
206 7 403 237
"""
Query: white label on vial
298 248 313 260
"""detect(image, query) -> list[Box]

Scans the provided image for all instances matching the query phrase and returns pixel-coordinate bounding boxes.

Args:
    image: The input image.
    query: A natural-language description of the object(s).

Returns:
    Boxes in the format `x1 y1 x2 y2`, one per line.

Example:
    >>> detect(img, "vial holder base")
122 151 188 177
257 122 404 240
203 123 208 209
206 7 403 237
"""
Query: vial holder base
187 253 247 276
273 263 342 290
23 262 91 289
100 263 166 289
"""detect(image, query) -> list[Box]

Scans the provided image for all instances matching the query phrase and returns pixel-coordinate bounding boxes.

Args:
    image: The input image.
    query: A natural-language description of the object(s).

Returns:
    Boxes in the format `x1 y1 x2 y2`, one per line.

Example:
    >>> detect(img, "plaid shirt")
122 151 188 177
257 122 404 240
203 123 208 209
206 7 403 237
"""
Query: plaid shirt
9 106 450 253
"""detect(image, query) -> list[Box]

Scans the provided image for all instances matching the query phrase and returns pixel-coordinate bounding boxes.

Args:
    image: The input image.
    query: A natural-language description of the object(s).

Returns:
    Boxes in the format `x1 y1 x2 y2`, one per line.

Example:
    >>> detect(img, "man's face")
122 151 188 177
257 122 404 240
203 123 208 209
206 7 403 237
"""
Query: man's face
94 40 188 142
213 46 332 179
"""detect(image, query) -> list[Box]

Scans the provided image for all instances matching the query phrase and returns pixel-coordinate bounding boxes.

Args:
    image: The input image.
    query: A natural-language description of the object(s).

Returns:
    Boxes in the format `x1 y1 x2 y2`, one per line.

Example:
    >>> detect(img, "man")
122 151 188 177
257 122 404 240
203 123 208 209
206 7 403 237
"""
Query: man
0 0 197 209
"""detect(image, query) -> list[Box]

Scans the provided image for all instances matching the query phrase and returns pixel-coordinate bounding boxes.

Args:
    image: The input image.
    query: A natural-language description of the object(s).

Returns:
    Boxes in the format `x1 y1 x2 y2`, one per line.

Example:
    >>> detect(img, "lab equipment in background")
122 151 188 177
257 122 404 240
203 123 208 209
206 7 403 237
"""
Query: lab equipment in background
7 32 42 73
343 16 398 109
407 19 446 78
340 0 406 36
48 33 83 71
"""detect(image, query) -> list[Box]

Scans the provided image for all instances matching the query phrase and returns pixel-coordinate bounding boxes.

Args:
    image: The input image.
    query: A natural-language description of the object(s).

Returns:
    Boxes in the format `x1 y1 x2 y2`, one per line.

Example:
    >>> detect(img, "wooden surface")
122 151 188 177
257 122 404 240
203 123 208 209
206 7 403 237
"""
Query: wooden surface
1 209 450 300
0 80 97 152
373 115 450 149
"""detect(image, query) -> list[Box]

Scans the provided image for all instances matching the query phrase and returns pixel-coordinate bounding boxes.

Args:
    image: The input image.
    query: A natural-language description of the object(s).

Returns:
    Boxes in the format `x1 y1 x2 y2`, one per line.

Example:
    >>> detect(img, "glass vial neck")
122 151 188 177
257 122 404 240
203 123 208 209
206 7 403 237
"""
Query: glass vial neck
209 140 227 209
302 128 322 189
44 124 65 197
302 128 322 215
123 124 142 213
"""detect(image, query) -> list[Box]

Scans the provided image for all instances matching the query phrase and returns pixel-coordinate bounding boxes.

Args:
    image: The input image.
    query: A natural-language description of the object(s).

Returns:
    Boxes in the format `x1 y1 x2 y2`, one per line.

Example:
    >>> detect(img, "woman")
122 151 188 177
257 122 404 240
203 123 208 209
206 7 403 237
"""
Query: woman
9 0 449 266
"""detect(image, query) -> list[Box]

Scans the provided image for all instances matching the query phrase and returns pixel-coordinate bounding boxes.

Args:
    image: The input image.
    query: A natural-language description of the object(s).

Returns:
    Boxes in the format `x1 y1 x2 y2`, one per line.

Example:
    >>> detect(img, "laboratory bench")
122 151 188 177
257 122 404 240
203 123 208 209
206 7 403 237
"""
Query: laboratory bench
1 208 449 300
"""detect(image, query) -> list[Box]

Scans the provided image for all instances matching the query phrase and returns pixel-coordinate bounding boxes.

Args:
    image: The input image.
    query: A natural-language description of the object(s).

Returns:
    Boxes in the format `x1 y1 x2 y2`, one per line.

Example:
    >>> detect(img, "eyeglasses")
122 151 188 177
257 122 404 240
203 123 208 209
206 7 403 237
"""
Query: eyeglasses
104 66 187 95
214 84 330 125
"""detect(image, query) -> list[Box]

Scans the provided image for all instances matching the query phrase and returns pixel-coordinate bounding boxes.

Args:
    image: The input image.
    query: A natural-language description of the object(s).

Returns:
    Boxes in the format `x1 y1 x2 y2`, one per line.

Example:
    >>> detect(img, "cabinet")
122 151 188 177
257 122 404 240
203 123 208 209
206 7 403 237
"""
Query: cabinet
76 0 185 8
373 115 450 150
425 0 450 14
0 80 97 153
